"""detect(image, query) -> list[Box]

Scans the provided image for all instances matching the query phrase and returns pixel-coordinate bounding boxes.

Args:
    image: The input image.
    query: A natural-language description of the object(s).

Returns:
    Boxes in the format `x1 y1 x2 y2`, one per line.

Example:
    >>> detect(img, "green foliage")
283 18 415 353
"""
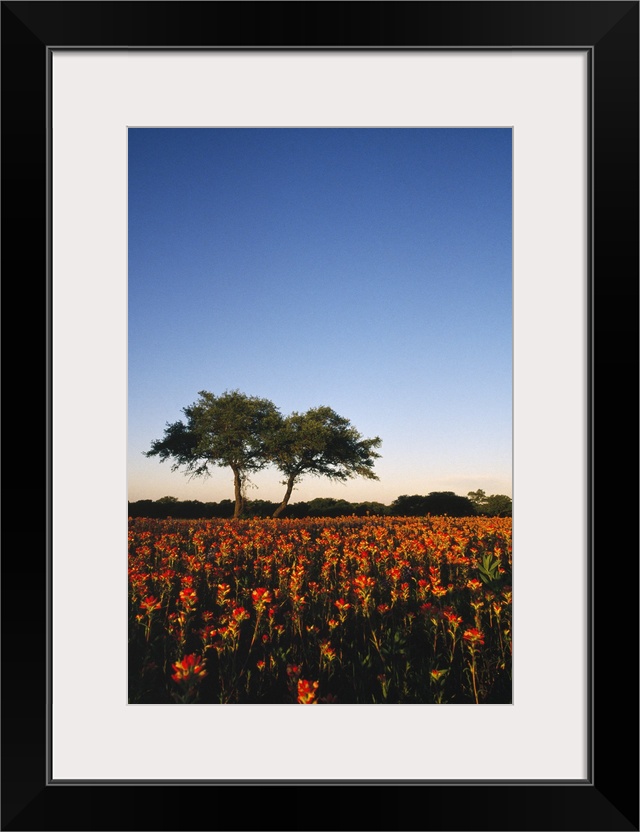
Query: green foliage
477 552 506 593
484 494 512 517
243 499 279 518
390 492 476 517
467 490 512 517
145 389 281 517
267 406 382 517
467 489 488 511
129 494 497 521
304 497 356 518
478 553 502 584
390 494 431 516
146 392 382 519
128 499 234 520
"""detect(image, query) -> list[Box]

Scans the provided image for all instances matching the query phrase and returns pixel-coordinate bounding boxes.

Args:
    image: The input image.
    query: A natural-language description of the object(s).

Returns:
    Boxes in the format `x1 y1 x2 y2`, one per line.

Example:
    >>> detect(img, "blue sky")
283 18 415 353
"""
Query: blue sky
128 128 512 506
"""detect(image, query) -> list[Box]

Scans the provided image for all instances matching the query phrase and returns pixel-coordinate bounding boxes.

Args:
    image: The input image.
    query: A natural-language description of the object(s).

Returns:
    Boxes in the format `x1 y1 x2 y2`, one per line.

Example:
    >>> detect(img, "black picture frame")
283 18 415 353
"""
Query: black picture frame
2 2 638 830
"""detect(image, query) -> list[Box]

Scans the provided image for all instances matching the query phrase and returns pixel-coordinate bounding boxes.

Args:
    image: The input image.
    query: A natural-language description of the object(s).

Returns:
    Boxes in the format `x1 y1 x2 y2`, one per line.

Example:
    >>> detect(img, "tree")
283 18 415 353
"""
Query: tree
145 390 280 518
391 492 477 517
267 406 382 517
304 497 355 518
467 489 512 516
353 501 389 517
390 494 431 516
423 492 476 517
484 494 512 517
467 489 489 513
243 499 279 519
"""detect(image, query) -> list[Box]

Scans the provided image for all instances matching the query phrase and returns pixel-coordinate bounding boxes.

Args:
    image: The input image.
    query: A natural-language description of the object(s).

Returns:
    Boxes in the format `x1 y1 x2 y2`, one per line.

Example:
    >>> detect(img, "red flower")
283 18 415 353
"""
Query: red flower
462 628 485 646
251 587 273 611
178 588 198 608
443 608 463 626
171 653 207 683
297 679 319 704
319 640 337 662
139 596 161 612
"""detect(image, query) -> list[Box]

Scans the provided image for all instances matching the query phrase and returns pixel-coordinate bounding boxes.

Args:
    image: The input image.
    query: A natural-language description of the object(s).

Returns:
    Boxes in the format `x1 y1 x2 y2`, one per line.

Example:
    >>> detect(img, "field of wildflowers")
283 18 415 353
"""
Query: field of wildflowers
129 515 512 704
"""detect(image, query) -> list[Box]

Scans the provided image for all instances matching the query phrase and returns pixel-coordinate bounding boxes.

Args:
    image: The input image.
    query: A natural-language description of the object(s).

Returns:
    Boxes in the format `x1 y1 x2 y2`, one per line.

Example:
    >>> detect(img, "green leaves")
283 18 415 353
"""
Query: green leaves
267 406 382 517
146 391 383 520
467 489 512 517
146 390 281 517
477 553 504 589
268 406 381 480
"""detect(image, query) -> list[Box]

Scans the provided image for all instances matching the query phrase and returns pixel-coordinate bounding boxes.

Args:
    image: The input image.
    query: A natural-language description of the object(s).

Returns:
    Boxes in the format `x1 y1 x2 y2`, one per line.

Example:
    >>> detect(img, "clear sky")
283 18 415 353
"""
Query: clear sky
128 128 512 506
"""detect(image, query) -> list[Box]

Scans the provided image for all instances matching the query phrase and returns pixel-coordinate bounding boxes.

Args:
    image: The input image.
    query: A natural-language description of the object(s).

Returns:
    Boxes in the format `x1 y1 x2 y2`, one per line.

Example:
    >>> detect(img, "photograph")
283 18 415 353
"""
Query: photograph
127 126 513 706
2 0 637 829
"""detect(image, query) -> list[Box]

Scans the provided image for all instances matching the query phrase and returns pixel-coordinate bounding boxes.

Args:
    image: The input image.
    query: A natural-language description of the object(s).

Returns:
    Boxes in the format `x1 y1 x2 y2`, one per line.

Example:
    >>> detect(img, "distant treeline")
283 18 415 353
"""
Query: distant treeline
128 491 512 520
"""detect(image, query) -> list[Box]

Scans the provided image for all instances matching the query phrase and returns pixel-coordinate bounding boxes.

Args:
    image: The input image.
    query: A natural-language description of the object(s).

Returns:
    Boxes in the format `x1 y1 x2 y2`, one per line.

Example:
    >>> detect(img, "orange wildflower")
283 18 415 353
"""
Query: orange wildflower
171 653 207 683
297 679 319 704
443 608 463 626
178 587 198 608
319 640 337 662
251 587 273 611
462 628 485 646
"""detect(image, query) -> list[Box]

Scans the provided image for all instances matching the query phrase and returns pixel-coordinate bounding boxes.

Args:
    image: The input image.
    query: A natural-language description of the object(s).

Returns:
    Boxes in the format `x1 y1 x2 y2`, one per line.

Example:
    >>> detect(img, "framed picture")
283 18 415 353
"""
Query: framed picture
3 1 637 830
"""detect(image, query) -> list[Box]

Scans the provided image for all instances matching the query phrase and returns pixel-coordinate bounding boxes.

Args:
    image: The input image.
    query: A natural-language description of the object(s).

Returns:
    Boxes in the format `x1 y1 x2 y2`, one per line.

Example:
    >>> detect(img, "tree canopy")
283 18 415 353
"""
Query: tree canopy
266 406 382 517
145 389 280 518
467 489 512 517
145 393 382 519
144 390 507 521
390 492 477 517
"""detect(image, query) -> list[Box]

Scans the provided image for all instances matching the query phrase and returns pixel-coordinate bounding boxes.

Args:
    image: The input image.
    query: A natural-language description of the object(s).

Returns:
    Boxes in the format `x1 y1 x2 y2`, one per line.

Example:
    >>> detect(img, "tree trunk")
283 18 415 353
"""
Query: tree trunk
232 467 244 518
273 475 296 518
